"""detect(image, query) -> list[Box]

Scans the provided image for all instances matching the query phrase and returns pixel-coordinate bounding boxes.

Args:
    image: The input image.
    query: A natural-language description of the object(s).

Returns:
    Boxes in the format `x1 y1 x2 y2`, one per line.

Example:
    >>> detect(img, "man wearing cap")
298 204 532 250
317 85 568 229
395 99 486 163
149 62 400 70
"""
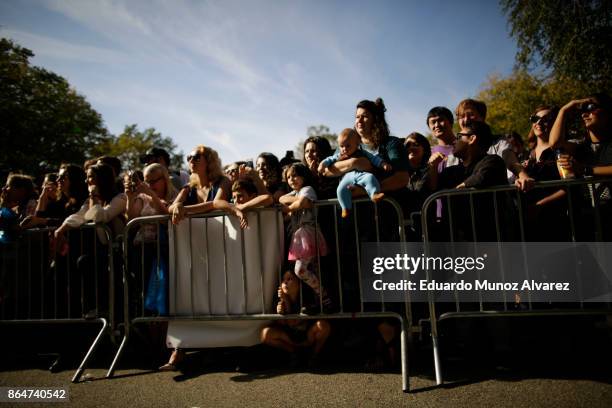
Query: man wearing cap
140 147 189 190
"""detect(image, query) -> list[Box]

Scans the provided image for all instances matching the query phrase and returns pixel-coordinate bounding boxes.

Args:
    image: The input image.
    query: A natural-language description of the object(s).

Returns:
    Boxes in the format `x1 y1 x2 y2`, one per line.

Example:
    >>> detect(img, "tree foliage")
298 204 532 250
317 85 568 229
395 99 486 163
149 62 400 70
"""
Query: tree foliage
91 124 184 173
477 69 589 138
0 38 110 180
501 0 612 92
294 125 338 160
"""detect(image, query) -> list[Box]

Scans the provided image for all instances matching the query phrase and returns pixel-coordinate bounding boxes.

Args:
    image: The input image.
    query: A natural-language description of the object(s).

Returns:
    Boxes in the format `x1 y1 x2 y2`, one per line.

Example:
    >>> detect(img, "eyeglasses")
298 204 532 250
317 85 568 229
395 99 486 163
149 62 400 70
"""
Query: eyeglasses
456 132 473 140
187 153 202 162
530 114 552 124
579 103 600 113
145 176 163 184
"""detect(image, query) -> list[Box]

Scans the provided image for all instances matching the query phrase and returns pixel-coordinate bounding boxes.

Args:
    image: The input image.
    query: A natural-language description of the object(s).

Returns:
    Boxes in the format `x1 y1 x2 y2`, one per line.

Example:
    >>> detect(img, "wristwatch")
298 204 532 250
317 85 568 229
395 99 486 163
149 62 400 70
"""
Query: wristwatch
584 165 594 177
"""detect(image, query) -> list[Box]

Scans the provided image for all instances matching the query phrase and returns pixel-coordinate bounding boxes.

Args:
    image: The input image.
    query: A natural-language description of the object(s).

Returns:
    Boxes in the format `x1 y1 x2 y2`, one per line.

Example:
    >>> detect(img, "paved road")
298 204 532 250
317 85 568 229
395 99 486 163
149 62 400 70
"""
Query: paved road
1 316 611 407
1 365 611 408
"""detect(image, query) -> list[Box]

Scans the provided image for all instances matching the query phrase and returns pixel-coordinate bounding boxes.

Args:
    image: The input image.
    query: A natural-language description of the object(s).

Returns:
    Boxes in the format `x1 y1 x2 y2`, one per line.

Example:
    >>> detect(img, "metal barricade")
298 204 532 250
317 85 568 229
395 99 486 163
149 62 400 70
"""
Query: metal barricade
420 177 612 386
108 197 414 392
0 223 117 382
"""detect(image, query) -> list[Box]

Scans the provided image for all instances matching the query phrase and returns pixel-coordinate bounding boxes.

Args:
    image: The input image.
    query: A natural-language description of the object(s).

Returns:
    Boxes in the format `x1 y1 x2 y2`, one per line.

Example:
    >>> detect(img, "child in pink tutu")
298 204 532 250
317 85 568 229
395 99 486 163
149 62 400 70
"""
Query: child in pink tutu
279 163 332 313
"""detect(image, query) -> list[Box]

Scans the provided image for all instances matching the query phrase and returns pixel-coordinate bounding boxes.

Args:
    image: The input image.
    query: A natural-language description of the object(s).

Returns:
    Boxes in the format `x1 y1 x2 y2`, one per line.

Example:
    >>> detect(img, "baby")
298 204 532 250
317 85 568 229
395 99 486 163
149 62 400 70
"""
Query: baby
318 128 391 217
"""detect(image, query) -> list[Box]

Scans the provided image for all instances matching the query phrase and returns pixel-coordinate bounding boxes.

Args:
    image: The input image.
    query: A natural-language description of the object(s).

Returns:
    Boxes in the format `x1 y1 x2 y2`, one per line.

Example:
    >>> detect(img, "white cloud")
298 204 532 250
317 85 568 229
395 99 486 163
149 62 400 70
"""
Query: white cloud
1 28 131 64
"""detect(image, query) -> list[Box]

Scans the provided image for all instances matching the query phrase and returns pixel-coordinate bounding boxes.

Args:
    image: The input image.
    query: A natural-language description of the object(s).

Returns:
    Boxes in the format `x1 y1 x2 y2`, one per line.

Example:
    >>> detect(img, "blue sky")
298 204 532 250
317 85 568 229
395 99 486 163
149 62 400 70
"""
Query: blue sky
1 0 518 164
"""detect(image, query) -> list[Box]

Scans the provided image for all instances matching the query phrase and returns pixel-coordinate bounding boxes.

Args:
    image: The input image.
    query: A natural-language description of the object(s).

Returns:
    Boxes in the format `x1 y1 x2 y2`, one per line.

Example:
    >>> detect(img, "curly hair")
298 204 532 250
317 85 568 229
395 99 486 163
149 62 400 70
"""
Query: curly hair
356 97 390 148
189 145 225 188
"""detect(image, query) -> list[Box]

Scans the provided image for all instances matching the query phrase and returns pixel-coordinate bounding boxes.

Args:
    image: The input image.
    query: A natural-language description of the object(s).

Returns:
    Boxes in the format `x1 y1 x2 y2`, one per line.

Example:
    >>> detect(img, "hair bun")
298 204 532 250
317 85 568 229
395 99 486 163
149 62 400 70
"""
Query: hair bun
375 97 387 113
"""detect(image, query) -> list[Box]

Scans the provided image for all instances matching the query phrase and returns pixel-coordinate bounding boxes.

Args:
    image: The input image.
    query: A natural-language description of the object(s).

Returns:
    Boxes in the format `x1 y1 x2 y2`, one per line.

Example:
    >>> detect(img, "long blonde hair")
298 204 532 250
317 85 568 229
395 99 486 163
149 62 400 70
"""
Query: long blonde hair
188 145 224 187
143 163 177 202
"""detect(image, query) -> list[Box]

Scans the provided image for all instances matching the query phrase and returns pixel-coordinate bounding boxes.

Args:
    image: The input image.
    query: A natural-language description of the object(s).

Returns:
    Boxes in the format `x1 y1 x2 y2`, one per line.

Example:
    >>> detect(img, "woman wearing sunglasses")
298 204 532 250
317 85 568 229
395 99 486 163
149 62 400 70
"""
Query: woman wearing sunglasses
549 93 612 240
522 105 571 241
549 93 612 176
167 145 231 225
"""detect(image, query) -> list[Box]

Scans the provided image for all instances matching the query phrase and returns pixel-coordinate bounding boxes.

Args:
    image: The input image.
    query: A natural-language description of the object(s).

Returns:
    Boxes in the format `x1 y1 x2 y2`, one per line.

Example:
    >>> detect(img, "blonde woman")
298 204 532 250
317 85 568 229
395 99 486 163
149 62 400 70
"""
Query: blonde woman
167 145 231 225
161 145 230 370
125 163 178 222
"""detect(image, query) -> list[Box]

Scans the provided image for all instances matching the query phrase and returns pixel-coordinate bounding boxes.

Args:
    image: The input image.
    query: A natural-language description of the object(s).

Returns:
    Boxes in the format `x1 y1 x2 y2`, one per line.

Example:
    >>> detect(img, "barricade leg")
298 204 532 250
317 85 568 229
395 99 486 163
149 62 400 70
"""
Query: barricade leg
400 316 410 393
72 318 108 383
431 332 442 385
106 333 128 378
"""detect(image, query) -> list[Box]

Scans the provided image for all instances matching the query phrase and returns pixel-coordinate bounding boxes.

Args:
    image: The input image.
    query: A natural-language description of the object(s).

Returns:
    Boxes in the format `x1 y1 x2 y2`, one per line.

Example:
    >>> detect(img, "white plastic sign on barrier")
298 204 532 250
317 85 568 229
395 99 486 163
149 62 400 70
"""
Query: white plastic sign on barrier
167 211 283 348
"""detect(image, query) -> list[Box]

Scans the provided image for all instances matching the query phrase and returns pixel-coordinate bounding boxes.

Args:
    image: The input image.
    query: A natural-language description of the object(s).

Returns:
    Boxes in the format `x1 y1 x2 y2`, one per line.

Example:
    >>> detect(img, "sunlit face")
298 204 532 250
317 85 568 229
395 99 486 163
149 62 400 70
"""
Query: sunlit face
86 170 96 186
428 115 453 139
232 188 255 205
187 150 206 174
57 169 70 195
355 107 373 139
457 108 483 132
280 271 299 299
304 142 319 169
405 138 424 164
286 169 304 191
225 165 240 183
531 109 552 138
338 132 359 157
256 157 270 180
144 169 166 198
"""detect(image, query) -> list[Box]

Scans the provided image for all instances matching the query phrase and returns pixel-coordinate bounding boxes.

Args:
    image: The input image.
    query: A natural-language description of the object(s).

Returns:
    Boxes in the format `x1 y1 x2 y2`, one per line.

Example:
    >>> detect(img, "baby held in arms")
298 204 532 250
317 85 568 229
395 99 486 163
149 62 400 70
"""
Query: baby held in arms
318 128 391 218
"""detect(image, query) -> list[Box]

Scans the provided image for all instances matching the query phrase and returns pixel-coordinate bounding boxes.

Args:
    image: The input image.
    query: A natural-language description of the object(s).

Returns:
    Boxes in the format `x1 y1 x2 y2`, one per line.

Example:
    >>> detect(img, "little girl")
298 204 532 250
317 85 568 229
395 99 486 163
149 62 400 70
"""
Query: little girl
279 163 332 313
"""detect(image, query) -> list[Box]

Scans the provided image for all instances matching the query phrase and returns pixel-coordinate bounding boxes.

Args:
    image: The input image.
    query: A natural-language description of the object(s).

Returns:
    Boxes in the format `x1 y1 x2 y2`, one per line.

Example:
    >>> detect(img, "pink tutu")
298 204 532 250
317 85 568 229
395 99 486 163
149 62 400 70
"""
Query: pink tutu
288 225 328 260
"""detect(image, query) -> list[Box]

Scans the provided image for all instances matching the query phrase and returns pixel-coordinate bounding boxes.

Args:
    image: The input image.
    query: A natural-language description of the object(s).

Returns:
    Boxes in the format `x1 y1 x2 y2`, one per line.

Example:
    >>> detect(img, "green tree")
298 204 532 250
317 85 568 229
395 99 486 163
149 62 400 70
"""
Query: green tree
92 124 184 172
294 125 338 160
0 38 111 180
501 0 612 92
476 69 589 139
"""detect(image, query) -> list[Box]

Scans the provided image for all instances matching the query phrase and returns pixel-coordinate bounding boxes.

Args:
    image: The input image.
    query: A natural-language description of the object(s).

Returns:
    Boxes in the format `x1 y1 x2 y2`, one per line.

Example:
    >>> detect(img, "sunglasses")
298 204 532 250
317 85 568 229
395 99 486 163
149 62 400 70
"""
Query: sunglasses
579 103 600 113
145 176 163 184
58 173 68 181
187 153 202 162
456 132 473 140
529 114 552 124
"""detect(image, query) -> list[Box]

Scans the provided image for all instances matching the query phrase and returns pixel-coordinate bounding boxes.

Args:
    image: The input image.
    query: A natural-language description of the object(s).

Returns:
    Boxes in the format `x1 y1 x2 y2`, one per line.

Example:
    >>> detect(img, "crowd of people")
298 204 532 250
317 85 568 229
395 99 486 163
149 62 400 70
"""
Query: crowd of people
1 93 611 370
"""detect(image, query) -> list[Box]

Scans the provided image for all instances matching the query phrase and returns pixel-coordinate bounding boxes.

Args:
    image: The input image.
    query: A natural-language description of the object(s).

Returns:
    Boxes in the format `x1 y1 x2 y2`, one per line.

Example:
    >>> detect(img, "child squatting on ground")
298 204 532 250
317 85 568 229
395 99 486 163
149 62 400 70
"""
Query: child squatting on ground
318 128 391 218
260 271 331 367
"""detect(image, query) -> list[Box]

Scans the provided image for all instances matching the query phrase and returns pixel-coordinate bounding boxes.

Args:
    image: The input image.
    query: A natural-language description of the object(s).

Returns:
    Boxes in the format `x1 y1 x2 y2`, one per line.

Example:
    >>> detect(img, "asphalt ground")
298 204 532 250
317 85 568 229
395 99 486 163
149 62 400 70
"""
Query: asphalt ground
1 315 611 407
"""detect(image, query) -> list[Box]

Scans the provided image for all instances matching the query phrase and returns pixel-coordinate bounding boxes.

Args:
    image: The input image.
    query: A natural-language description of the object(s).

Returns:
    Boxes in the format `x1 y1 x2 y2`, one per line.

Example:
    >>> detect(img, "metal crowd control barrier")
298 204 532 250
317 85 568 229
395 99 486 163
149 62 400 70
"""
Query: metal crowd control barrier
420 176 612 386
107 198 414 392
0 223 117 382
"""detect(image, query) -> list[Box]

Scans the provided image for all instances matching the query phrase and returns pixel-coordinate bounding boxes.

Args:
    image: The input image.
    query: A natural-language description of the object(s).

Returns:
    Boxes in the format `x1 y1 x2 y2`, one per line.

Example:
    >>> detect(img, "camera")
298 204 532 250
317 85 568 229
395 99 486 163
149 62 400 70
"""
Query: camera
127 170 142 192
